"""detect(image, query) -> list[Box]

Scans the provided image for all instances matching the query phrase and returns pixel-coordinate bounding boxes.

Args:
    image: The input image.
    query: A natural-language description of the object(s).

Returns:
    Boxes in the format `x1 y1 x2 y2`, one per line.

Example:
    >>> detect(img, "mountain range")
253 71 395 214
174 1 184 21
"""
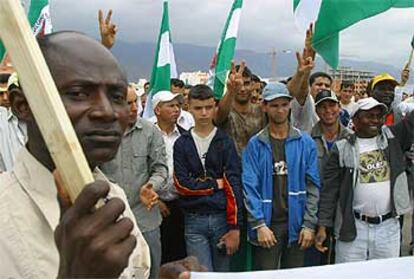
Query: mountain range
111 40 404 82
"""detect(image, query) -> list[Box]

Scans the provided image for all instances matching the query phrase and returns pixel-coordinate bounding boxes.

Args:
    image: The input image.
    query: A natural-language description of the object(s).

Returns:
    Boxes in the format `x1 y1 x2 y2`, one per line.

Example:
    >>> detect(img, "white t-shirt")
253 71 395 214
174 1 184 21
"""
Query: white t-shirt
353 136 392 216
290 95 319 133
191 127 217 168
341 100 358 116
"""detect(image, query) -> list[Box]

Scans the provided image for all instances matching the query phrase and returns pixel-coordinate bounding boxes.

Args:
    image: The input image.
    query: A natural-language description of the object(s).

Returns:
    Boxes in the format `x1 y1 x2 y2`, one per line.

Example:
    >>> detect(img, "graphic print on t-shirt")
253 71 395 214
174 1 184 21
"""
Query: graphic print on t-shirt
359 150 390 184
273 161 288 176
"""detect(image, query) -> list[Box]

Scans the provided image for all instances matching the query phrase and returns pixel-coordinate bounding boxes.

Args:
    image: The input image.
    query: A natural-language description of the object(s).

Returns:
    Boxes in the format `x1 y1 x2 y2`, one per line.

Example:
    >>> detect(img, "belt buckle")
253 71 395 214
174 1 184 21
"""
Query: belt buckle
378 214 383 224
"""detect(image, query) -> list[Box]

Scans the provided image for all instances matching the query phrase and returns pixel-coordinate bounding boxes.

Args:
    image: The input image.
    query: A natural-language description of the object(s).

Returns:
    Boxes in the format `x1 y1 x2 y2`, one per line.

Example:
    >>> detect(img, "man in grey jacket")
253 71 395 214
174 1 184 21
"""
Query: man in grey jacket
101 84 168 278
316 97 414 263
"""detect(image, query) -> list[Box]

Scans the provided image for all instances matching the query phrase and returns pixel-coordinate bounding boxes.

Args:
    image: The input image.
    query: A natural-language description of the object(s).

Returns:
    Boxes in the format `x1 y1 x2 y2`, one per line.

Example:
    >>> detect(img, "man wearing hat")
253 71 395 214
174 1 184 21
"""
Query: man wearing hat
0 72 27 172
152 91 188 264
306 89 352 265
101 84 168 278
368 73 401 125
242 82 320 270
316 97 414 263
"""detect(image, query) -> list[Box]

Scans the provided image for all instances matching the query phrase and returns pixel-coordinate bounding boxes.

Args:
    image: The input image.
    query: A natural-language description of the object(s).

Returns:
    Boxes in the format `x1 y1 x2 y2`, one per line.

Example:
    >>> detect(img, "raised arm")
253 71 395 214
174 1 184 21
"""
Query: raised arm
288 24 315 105
214 61 245 125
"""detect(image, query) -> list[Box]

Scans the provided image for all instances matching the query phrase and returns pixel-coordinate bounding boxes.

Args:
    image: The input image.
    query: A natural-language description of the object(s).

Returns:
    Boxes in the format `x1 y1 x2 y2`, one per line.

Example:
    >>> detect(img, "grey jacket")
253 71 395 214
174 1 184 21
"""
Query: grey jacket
319 110 414 241
311 122 352 176
101 118 168 232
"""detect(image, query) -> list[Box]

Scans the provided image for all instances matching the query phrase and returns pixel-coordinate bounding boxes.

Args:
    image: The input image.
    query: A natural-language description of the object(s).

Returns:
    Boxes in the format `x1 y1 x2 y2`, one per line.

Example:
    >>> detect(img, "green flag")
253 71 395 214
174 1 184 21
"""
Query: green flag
211 0 243 100
143 0 177 118
293 0 414 69
0 0 52 62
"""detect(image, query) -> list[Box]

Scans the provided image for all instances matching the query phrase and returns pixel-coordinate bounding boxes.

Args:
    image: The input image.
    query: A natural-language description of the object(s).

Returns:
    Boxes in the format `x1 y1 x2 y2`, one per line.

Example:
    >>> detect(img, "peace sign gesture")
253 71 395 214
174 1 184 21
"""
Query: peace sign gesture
226 61 246 95
98 9 117 49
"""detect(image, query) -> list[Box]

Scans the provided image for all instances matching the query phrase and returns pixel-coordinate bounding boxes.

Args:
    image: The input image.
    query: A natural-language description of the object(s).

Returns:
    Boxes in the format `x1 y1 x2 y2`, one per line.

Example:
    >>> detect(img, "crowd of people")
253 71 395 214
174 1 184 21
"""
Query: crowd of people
0 10 414 279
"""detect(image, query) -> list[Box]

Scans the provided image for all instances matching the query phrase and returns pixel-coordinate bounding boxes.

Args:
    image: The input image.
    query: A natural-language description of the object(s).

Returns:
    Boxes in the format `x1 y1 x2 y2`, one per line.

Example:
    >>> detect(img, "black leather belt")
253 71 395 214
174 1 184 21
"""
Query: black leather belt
354 211 393 225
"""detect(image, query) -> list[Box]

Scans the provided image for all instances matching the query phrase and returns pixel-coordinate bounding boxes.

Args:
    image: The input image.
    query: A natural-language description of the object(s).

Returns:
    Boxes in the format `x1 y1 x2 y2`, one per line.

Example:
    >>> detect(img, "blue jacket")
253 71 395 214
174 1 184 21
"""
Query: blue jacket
242 125 320 243
173 128 243 229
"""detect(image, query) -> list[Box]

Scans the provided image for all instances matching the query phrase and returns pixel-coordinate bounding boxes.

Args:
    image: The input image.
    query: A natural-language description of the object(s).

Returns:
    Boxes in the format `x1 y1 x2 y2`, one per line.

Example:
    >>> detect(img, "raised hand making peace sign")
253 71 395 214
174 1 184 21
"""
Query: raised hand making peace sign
226 60 246 95
98 9 118 49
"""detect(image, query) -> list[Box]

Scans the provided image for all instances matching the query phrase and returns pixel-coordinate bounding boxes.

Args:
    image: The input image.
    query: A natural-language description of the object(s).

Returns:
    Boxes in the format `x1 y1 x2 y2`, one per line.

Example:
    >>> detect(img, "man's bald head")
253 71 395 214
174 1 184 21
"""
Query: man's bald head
38 31 127 87
17 31 130 170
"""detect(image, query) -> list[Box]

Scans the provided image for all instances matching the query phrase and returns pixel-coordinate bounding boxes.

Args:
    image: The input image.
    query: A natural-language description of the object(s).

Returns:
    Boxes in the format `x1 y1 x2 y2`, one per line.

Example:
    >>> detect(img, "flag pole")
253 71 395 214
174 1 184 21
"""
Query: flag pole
0 0 94 202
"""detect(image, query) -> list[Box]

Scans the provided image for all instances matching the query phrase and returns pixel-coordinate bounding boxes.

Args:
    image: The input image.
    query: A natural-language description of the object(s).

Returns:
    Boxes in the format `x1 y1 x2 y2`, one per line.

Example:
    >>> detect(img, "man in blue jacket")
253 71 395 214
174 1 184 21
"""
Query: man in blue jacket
173 85 243 272
242 82 320 270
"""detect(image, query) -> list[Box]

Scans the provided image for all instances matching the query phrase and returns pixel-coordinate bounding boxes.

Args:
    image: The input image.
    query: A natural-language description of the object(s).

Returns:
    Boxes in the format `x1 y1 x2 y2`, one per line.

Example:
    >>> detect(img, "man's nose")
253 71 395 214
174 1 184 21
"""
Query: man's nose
90 90 117 121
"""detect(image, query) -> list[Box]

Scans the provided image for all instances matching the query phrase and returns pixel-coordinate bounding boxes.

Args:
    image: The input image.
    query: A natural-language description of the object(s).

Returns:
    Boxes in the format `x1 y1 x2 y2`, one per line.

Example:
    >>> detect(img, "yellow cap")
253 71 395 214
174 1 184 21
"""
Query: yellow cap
371 73 398 90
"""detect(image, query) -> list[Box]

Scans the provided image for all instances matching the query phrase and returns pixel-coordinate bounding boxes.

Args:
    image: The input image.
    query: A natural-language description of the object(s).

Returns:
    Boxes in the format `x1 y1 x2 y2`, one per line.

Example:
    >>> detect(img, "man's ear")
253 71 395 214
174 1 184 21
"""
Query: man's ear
10 89 32 121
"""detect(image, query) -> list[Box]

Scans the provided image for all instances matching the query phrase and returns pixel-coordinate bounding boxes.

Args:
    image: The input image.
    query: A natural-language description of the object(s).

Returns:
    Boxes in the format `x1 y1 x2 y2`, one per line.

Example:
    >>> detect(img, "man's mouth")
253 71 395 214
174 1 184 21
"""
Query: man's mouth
83 130 122 143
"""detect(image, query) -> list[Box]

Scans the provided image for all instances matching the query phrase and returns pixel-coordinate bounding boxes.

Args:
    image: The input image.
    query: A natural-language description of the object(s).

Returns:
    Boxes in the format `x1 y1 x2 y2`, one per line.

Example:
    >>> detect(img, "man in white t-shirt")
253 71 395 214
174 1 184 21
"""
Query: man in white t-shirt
339 81 358 115
316 97 414 263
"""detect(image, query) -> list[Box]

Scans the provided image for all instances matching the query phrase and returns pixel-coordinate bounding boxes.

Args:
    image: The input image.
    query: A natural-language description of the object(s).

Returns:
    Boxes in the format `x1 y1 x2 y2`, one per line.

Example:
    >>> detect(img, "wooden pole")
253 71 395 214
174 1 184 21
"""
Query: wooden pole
0 0 94 202
407 48 414 69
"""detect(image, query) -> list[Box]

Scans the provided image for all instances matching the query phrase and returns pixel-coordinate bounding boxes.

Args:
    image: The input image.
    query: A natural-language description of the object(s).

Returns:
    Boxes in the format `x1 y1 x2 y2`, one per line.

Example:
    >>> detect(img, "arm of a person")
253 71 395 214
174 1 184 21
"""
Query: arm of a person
173 139 218 196
287 64 311 105
241 141 265 229
223 138 244 228
390 109 414 151
215 62 245 126
318 144 342 228
303 139 321 230
147 128 168 193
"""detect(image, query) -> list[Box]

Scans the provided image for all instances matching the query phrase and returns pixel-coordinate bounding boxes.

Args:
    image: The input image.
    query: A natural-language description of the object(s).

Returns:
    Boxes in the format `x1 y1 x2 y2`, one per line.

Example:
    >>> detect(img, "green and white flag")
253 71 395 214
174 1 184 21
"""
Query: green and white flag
143 0 177 119
0 0 52 62
210 0 243 100
293 0 414 69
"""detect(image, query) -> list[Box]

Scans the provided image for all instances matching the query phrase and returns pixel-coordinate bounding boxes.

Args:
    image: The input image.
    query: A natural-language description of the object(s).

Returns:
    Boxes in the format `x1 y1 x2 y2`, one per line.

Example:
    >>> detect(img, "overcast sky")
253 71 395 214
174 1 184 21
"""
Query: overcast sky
51 0 414 67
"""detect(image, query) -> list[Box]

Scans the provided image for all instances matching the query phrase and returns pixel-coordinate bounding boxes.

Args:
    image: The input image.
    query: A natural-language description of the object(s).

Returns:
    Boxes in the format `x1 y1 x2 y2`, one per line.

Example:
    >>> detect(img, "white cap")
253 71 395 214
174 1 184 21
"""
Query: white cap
152 91 184 108
351 97 388 118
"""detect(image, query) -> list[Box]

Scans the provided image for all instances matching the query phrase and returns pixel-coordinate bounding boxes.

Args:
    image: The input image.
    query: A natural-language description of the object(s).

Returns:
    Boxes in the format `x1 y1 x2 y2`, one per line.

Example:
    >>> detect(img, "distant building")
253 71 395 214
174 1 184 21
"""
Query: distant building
328 66 375 95
179 71 209 85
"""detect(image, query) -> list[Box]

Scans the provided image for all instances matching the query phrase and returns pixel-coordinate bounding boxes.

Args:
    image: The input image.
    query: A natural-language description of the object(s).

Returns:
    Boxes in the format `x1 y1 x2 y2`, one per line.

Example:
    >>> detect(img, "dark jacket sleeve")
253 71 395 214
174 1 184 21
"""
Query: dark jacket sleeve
173 138 219 196
303 137 321 230
390 109 414 151
223 137 244 229
319 143 342 228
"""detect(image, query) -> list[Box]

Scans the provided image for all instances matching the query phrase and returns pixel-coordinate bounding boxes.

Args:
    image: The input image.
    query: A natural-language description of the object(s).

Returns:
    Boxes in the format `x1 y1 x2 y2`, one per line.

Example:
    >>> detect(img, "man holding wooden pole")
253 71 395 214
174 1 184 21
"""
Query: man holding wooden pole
0 31 152 278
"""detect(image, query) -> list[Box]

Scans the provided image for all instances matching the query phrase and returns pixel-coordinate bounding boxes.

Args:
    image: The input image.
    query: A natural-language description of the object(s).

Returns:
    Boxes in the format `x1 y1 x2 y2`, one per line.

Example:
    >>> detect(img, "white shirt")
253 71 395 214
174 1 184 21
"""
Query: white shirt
353 137 392 216
341 100 358 116
191 127 217 168
0 148 151 278
148 110 194 130
291 95 319 133
0 107 27 172
155 123 181 201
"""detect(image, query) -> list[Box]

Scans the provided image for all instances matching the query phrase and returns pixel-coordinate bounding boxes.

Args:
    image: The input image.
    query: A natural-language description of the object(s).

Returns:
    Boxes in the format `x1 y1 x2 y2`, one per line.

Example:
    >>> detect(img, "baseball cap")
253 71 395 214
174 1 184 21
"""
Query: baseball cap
314 89 339 106
152 90 184 108
371 73 398 90
262 82 292 102
351 97 388 118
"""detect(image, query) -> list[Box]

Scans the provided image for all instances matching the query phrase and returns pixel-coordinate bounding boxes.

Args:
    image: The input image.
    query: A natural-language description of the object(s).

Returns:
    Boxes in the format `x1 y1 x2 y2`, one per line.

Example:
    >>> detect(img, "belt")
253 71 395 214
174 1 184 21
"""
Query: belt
354 211 393 225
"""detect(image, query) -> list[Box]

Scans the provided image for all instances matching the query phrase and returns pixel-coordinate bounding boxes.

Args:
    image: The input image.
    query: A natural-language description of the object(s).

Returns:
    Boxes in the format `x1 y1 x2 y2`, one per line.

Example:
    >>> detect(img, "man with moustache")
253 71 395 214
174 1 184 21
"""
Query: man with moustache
101 83 168 279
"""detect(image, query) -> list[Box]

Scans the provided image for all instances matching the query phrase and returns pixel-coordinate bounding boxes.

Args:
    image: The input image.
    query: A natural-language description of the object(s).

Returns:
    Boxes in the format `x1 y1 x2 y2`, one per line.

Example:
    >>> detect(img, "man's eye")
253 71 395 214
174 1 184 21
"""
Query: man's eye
66 90 89 99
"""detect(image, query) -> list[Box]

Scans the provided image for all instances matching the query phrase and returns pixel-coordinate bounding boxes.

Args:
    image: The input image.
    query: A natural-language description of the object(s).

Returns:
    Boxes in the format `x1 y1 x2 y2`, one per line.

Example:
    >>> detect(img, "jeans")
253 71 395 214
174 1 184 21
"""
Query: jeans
160 200 186 263
142 227 161 279
184 212 230 272
252 223 304 270
336 217 400 263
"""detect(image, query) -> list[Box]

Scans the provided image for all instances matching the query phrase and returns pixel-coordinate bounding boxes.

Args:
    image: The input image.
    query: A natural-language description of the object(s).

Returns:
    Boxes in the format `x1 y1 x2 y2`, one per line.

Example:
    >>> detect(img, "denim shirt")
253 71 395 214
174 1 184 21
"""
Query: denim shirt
101 118 168 232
